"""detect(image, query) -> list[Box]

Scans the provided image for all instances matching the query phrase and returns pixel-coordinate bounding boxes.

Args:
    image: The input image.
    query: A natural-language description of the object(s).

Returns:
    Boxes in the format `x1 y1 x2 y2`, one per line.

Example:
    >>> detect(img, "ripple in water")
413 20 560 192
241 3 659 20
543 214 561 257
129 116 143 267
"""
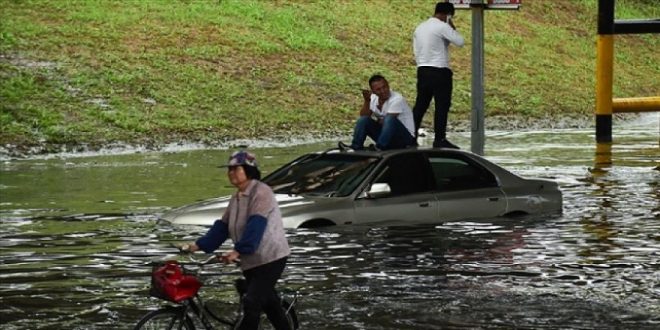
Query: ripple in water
1 126 659 329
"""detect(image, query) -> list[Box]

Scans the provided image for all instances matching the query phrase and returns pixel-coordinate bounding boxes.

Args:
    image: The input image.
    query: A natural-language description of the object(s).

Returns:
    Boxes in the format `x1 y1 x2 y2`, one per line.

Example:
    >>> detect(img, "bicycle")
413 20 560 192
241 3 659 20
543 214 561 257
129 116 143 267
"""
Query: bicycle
134 253 299 330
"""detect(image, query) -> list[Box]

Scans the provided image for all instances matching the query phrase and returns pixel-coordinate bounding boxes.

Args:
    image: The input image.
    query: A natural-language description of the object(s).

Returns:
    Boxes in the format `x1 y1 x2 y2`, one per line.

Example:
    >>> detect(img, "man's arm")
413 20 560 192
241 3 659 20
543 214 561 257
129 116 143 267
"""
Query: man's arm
359 89 373 117
444 23 465 47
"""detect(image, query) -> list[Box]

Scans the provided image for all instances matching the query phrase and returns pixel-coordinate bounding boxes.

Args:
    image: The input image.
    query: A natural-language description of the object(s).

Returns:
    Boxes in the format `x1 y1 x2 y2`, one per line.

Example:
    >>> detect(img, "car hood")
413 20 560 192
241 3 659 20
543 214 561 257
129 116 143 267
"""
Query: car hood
160 194 318 228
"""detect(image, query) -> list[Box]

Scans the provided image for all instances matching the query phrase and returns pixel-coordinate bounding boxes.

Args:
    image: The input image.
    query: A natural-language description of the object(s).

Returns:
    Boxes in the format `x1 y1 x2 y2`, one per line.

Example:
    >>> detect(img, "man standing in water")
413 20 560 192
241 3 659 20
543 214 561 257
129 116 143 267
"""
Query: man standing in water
412 1 464 149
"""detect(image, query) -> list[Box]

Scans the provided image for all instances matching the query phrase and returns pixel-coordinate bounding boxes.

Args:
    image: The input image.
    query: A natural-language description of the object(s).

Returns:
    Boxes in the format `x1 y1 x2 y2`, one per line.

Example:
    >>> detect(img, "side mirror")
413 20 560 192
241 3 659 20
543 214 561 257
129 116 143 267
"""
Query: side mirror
366 183 391 198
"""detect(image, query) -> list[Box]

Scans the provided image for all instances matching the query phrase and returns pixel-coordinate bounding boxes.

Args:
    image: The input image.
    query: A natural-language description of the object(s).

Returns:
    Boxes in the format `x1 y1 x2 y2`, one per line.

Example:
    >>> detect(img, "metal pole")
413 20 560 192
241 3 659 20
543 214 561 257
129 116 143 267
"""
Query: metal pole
470 4 485 155
594 0 614 169
596 0 614 144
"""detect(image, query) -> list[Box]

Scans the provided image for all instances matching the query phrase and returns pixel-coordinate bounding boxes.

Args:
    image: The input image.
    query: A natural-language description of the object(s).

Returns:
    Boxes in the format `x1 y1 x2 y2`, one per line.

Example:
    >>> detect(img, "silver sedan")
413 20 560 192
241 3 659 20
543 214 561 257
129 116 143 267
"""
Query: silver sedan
160 147 562 228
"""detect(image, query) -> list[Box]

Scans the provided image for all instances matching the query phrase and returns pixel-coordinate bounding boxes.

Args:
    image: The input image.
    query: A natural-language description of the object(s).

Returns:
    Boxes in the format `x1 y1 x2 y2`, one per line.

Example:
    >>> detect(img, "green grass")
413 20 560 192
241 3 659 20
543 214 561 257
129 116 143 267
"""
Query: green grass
0 0 658 150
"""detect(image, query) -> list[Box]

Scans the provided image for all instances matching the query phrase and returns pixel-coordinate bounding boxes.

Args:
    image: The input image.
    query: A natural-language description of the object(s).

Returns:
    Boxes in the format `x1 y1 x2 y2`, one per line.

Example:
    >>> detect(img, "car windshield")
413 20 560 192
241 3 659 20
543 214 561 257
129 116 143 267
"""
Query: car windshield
264 153 379 197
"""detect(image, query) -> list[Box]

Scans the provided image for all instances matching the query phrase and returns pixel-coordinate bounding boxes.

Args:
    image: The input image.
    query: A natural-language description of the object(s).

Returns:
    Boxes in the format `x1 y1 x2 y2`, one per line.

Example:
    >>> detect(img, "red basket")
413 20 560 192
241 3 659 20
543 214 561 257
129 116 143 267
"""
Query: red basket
149 260 202 303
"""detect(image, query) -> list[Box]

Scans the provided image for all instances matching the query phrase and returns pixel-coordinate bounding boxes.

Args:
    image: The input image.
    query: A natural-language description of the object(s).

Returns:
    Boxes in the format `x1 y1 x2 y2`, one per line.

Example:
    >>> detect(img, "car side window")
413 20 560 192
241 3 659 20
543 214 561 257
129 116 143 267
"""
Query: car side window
428 155 498 191
373 153 435 196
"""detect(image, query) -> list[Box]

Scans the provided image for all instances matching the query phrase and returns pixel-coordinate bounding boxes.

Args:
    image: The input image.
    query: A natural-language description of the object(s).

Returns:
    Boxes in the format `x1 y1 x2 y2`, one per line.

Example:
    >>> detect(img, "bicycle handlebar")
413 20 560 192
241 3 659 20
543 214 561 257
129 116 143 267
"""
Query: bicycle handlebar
189 252 241 266
166 243 241 267
199 254 221 265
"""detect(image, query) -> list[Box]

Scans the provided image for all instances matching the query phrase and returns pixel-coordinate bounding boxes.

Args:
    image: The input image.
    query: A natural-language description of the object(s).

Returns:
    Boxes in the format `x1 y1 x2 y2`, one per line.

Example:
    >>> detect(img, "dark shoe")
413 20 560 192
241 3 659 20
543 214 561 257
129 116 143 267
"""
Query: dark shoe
366 144 381 151
433 139 459 149
338 141 352 151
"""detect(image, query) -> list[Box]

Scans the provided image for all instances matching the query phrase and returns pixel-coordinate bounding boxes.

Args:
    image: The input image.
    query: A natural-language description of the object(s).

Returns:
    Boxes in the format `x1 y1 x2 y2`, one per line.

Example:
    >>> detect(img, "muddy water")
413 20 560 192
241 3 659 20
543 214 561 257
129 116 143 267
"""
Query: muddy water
1 115 658 329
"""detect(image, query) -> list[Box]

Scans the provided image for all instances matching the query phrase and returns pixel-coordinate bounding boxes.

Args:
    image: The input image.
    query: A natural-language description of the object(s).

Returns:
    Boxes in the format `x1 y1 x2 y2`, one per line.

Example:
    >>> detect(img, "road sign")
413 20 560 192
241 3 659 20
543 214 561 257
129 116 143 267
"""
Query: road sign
449 0 521 10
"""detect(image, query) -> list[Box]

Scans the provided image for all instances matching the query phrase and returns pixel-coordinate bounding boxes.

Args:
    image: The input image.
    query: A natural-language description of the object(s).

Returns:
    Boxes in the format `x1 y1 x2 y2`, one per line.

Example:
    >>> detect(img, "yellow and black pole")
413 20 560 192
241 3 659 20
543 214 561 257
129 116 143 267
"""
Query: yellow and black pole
595 0 615 168
594 0 660 170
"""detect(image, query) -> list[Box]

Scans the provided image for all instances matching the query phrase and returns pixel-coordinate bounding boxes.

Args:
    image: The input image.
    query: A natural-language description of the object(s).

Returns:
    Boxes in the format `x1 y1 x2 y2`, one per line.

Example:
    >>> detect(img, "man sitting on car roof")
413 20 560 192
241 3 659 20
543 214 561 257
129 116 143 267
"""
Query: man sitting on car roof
339 74 417 151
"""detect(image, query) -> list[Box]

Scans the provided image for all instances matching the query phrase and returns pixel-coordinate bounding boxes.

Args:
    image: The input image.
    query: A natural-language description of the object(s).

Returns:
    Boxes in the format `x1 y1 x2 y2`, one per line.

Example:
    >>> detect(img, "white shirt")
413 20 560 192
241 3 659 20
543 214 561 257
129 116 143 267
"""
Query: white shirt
413 17 465 68
370 90 415 137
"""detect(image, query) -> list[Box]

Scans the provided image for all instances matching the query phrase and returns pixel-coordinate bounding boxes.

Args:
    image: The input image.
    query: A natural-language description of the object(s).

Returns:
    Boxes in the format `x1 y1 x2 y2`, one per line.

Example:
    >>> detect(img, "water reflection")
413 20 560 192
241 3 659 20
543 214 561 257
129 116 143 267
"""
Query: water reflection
1 121 659 329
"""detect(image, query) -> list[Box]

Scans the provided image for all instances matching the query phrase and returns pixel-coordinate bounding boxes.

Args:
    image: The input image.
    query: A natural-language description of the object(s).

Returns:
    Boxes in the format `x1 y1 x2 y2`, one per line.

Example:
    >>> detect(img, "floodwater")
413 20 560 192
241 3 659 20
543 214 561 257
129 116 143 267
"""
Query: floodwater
1 114 658 329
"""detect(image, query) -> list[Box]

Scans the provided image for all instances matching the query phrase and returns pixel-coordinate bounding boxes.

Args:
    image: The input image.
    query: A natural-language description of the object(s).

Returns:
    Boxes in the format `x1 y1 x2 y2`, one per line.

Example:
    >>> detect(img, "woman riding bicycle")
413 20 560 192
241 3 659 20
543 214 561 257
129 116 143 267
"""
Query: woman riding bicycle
180 150 292 330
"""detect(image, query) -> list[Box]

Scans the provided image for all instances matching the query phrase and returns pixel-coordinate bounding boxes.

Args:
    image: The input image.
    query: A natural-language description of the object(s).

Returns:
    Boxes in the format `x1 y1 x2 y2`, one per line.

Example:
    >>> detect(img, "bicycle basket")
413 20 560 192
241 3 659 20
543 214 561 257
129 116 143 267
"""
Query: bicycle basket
149 260 202 303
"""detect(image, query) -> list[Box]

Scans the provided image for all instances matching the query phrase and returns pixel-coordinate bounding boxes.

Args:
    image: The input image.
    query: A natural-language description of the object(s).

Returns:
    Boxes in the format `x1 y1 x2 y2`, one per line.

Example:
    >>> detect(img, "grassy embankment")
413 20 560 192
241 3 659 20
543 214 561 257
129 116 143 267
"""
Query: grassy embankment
1 0 658 153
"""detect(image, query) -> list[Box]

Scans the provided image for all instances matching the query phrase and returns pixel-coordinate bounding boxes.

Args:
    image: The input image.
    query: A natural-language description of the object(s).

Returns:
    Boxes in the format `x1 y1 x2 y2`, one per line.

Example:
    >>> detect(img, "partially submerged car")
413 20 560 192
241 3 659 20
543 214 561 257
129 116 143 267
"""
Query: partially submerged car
160 147 562 228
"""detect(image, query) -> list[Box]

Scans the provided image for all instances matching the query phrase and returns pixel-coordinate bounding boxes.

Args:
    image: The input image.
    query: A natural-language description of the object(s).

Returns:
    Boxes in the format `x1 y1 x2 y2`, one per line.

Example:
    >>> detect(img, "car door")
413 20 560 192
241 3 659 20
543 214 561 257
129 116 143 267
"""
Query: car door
427 152 507 221
353 152 439 225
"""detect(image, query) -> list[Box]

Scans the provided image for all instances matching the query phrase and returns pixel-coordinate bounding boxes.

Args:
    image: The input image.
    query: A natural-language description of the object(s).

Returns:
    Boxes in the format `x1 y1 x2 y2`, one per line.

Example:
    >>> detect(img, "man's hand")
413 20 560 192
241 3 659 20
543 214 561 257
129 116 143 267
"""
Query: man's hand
448 17 456 30
221 250 240 264
361 89 371 103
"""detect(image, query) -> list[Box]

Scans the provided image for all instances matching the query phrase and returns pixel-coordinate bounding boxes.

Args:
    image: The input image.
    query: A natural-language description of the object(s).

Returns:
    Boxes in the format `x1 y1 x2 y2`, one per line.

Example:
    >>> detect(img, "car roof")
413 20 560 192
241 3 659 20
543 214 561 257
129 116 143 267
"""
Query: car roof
322 146 478 158
320 146 511 179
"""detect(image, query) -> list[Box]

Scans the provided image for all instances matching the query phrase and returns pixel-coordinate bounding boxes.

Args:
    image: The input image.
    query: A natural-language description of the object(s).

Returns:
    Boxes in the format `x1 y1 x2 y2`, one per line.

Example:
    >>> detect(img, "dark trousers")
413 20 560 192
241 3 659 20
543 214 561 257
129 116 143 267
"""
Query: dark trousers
238 257 290 330
412 66 453 145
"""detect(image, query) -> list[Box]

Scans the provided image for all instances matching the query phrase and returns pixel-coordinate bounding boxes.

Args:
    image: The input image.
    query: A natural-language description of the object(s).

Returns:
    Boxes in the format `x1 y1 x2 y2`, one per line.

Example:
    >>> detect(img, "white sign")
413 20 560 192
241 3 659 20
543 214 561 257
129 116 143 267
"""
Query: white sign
449 0 521 10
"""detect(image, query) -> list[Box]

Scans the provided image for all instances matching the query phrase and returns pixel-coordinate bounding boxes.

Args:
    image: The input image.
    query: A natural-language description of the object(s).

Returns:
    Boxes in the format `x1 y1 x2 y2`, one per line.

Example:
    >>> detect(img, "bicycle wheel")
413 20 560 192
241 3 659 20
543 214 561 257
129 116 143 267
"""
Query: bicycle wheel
134 306 195 330
258 299 299 330
282 299 299 330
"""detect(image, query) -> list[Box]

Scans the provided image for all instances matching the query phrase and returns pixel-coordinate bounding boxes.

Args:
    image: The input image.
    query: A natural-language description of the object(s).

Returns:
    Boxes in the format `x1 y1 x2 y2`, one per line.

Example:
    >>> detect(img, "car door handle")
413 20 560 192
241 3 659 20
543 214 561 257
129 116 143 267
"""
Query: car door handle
487 197 499 202
419 202 431 207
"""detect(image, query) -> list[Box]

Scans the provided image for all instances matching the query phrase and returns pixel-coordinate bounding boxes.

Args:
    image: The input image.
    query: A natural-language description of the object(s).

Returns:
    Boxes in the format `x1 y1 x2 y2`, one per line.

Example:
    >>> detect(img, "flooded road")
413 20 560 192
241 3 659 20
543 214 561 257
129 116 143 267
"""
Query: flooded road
1 115 658 329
